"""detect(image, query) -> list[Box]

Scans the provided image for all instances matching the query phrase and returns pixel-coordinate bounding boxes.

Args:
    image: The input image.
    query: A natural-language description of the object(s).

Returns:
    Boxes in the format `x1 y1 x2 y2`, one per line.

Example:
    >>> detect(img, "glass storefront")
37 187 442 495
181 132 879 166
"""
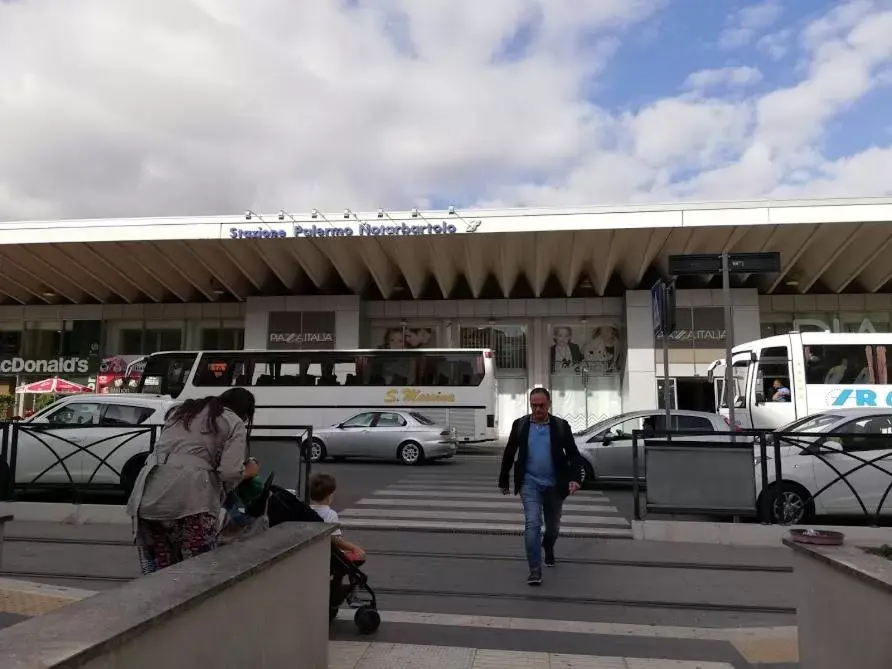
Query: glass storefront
460 324 529 437
548 322 625 432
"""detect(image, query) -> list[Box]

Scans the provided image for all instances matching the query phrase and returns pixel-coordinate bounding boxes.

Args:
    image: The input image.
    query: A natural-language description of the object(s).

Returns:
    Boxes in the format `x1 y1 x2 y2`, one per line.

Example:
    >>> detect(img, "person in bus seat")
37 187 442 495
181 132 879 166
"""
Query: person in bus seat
824 358 849 384
770 379 791 402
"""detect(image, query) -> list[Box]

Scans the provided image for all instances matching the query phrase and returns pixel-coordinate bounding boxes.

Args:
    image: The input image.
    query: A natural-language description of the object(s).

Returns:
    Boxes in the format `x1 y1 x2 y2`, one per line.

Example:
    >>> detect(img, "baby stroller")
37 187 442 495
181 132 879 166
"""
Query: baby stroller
239 475 381 634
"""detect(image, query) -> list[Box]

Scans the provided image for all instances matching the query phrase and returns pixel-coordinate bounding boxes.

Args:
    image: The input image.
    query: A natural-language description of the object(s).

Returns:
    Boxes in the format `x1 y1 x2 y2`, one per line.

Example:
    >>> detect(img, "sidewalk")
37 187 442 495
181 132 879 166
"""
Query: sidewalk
330 640 742 668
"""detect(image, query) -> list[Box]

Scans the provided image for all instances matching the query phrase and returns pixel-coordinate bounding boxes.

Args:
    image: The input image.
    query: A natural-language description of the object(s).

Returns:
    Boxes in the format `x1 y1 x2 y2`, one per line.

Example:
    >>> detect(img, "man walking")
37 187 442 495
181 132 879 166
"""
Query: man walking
499 387 583 586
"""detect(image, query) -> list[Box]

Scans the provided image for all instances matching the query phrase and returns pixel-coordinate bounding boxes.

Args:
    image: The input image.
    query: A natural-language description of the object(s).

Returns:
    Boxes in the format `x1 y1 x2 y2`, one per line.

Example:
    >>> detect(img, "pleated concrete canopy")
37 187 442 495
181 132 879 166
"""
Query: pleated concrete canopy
1 197 892 305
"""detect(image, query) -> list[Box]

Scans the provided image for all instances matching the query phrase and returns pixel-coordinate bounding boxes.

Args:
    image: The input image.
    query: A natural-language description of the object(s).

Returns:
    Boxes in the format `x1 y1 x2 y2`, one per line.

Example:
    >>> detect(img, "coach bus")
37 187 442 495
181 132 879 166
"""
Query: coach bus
708 332 892 429
132 348 496 441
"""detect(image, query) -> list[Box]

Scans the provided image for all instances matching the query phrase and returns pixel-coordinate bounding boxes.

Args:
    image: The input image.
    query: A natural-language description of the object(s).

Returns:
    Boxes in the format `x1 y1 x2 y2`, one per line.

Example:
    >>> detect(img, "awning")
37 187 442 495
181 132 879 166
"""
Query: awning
15 377 94 394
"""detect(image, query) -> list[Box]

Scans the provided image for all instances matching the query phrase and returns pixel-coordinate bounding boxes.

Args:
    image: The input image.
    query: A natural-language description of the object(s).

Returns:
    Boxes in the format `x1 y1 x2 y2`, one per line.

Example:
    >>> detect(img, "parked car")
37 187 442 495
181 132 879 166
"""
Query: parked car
309 410 457 465
0 394 176 496
758 408 892 524
575 410 732 484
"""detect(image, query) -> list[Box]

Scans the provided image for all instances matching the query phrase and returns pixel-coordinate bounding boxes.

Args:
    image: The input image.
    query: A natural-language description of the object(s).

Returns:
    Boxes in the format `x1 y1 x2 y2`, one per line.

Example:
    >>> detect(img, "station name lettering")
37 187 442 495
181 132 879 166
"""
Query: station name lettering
228 222 458 240
0 357 91 374
384 388 457 403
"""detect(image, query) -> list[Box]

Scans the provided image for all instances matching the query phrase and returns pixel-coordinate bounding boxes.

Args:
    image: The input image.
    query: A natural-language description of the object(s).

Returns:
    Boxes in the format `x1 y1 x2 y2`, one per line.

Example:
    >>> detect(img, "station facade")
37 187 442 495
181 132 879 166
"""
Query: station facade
1 198 891 431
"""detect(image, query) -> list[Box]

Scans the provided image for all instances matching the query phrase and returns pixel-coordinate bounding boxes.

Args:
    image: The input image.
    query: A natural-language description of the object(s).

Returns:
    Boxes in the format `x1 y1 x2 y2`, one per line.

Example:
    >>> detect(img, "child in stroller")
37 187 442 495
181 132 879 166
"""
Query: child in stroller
235 467 381 634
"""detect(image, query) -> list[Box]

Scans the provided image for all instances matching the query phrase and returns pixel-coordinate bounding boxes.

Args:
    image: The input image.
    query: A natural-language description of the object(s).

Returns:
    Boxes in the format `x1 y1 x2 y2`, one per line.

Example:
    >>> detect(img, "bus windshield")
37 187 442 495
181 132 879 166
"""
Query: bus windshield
137 353 198 397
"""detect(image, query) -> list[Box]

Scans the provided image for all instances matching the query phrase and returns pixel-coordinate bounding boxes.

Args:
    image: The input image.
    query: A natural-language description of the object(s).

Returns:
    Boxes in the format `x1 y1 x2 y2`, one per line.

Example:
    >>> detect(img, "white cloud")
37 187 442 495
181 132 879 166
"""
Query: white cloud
0 0 890 221
684 66 763 90
719 0 783 50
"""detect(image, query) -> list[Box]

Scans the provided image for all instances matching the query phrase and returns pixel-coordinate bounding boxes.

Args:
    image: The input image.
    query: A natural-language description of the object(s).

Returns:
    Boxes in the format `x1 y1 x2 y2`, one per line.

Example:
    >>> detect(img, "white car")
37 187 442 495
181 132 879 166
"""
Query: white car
758 408 892 524
574 410 733 484
1 394 176 496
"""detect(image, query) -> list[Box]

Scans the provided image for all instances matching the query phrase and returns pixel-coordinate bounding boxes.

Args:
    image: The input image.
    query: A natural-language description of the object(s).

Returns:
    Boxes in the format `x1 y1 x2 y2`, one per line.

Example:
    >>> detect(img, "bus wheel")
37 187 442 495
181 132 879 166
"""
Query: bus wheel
309 439 327 463
397 441 425 466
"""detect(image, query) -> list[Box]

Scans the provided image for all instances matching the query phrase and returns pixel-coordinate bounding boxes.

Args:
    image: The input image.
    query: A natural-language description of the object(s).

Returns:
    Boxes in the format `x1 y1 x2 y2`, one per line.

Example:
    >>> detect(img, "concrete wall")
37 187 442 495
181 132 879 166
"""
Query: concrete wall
244 295 360 349
0 523 333 669
790 543 892 669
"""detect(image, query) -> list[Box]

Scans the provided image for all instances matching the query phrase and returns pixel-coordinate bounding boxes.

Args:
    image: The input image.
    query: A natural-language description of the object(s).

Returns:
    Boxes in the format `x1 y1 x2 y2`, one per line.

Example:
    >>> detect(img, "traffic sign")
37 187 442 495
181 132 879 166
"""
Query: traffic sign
669 252 780 276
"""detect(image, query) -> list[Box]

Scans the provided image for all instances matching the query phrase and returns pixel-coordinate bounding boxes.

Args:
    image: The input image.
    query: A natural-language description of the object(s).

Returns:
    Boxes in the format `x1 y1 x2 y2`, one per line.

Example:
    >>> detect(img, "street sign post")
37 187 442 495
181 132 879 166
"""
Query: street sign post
667 252 781 433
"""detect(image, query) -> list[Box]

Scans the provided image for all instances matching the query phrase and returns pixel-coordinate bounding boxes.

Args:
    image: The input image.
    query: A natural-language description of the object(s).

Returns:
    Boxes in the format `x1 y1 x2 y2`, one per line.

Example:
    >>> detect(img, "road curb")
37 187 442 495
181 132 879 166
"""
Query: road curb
633 519 892 546
0 502 130 525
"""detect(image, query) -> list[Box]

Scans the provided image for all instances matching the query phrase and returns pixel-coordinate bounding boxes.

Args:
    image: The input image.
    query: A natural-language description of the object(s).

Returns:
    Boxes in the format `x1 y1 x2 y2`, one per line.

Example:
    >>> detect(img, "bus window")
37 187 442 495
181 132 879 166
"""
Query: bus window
248 352 358 387
804 344 889 385
755 346 790 403
192 354 251 387
360 352 419 385
138 353 198 398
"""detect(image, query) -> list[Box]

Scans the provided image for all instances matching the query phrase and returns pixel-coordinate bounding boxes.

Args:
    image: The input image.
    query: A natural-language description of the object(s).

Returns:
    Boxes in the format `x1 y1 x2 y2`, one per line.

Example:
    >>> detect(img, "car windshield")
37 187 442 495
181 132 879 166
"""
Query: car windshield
574 415 623 437
783 413 842 433
409 412 436 425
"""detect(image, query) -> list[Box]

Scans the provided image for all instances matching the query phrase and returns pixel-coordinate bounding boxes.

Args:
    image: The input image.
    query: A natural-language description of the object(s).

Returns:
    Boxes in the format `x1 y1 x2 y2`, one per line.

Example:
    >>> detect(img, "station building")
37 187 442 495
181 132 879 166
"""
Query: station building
1 197 891 432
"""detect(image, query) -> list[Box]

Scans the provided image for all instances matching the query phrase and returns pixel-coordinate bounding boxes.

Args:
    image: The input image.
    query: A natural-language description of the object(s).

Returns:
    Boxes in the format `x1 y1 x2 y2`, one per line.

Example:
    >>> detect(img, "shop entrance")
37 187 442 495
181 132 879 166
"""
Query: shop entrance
657 377 715 413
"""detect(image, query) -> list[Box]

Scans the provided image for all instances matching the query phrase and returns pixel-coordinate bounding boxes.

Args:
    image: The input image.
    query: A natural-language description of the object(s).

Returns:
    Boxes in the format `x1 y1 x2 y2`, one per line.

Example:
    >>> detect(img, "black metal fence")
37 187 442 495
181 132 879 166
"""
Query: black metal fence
0 421 312 503
631 427 892 527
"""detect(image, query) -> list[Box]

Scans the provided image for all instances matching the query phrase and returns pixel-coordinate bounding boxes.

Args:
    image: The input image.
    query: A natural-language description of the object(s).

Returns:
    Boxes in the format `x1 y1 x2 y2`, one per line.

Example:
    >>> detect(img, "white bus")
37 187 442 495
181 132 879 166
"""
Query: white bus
708 332 892 429
132 348 497 441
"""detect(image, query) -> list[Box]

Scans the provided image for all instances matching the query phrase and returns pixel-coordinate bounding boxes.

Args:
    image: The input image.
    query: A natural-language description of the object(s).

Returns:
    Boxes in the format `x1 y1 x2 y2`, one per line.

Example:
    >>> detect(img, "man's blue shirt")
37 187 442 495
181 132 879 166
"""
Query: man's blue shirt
525 420 555 487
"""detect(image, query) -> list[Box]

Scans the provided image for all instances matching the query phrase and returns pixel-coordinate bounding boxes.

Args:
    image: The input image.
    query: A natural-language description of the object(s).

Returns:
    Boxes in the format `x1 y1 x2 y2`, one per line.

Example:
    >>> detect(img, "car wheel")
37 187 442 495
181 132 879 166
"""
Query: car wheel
397 441 425 466
580 460 595 488
120 454 148 498
767 481 814 525
309 438 327 463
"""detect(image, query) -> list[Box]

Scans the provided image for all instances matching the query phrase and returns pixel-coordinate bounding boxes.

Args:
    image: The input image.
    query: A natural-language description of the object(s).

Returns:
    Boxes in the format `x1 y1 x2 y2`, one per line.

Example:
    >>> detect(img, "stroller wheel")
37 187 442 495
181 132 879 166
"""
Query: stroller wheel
354 606 381 634
329 606 339 623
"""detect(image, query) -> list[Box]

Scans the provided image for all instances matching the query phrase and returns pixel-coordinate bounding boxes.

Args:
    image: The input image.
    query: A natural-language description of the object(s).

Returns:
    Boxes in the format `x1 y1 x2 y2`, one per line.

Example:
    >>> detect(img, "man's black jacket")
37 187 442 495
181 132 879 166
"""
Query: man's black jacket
498 415 584 497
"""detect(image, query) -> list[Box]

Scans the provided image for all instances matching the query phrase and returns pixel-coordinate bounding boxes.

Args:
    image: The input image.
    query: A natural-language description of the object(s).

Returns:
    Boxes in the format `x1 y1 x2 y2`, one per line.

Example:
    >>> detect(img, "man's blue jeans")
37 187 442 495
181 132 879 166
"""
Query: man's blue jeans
520 477 564 572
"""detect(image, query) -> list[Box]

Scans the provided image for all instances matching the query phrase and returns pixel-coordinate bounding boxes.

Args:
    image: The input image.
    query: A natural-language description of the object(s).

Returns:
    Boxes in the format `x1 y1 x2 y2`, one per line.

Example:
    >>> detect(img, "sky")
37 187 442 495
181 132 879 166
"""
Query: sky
1 0 892 220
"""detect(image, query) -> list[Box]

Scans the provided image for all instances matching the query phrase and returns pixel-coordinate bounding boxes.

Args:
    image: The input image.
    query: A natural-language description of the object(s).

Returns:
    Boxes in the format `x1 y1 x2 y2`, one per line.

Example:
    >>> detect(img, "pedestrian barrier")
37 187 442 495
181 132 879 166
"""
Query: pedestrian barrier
631 427 892 527
0 421 313 503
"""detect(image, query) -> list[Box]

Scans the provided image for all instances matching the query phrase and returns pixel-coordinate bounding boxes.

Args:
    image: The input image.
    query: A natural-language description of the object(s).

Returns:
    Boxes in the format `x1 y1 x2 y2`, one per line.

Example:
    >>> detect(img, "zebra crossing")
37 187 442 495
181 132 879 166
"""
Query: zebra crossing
338 473 633 538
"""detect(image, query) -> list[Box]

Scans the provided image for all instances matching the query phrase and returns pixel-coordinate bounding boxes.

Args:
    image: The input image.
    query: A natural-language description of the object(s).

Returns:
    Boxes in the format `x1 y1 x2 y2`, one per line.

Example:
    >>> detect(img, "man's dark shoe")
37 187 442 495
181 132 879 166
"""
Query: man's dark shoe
544 546 555 567
527 570 542 586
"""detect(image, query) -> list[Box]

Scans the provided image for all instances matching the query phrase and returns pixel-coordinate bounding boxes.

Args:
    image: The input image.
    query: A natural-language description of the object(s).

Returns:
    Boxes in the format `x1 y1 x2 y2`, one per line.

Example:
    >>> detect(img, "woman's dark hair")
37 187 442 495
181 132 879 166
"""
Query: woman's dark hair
164 388 256 434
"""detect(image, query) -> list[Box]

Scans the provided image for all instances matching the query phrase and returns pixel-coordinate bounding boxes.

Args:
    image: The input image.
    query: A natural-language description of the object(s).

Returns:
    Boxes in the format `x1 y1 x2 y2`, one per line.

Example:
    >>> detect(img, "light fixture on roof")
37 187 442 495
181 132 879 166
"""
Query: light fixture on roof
311 209 319 219
786 280 800 287
244 210 253 220
448 206 456 215
411 208 420 218
41 287 56 298
377 208 385 218
278 210 287 221
344 209 352 219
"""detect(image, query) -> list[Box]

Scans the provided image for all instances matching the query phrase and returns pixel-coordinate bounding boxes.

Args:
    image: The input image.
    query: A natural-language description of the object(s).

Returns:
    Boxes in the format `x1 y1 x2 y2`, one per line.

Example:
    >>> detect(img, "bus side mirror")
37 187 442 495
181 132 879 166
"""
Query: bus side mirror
735 395 746 408
754 392 764 405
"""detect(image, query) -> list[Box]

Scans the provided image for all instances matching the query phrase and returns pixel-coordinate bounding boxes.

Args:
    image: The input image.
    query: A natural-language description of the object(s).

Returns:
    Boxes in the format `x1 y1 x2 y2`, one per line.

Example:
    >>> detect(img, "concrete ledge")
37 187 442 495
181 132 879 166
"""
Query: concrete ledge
0 522 334 669
785 539 892 669
0 502 129 525
633 519 892 546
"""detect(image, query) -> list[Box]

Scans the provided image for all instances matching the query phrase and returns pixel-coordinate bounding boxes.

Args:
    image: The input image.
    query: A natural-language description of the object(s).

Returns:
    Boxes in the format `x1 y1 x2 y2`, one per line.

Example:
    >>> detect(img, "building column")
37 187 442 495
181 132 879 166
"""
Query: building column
624 291 658 411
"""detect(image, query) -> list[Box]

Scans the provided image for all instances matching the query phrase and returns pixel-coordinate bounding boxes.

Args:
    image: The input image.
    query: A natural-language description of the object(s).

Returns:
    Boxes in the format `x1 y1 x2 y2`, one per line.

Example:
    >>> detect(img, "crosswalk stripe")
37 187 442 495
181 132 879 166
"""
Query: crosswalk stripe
389 481 605 491
338 518 633 537
353 498 620 513
373 490 606 500
339 508 630 526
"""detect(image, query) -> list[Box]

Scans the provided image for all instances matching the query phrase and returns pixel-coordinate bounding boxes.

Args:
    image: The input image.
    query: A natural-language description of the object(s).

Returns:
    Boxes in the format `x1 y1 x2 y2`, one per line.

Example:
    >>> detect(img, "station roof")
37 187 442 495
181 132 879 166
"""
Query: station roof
0 197 891 305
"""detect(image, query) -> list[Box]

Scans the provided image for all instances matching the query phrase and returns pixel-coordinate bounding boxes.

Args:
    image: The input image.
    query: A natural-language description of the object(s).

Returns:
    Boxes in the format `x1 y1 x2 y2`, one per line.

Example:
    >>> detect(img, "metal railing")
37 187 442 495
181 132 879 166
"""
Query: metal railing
630 427 892 527
0 421 312 503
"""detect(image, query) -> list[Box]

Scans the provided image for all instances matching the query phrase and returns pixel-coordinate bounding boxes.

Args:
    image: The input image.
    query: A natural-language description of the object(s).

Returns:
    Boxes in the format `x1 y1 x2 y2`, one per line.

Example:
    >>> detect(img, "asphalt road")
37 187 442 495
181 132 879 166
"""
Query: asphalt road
0 451 799 667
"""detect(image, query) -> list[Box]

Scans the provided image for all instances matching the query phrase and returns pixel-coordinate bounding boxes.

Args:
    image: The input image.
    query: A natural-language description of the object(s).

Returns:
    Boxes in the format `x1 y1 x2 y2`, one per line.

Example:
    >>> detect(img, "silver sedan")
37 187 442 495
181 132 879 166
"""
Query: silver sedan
308 410 457 465
575 409 732 484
